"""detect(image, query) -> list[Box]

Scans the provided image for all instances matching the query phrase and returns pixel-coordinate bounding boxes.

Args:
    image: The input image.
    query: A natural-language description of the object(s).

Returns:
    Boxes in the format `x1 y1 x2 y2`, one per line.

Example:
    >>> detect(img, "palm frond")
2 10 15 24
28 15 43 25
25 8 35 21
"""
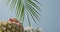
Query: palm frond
25 2 40 24
5 0 41 25
33 0 40 4
25 0 40 11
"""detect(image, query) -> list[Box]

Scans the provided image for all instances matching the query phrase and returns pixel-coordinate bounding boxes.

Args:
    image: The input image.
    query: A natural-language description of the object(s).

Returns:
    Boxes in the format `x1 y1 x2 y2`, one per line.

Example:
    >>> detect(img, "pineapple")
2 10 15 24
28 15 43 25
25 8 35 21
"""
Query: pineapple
0 18 24 32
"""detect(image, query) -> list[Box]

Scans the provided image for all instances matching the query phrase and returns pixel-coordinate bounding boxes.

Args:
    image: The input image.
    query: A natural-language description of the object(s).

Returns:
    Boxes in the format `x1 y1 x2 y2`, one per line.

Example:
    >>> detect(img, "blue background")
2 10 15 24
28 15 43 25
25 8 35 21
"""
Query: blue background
0 0 60 32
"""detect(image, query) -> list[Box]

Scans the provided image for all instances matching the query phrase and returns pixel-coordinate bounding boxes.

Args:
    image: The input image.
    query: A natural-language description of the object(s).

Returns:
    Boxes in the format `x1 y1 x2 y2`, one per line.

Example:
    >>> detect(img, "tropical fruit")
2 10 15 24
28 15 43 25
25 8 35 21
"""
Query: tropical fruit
0 18 24 32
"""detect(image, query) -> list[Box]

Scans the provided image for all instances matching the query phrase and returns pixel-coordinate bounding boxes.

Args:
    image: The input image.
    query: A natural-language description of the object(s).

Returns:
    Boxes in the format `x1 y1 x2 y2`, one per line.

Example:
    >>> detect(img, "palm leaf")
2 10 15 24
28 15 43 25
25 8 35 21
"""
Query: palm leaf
25 3 40 24
5 0 41 25
33 0 40 4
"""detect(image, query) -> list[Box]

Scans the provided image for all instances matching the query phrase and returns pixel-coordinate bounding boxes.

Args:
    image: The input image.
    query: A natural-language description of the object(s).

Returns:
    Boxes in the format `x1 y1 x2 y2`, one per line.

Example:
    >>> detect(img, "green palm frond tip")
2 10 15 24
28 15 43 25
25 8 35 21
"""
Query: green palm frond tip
5 0 40 24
